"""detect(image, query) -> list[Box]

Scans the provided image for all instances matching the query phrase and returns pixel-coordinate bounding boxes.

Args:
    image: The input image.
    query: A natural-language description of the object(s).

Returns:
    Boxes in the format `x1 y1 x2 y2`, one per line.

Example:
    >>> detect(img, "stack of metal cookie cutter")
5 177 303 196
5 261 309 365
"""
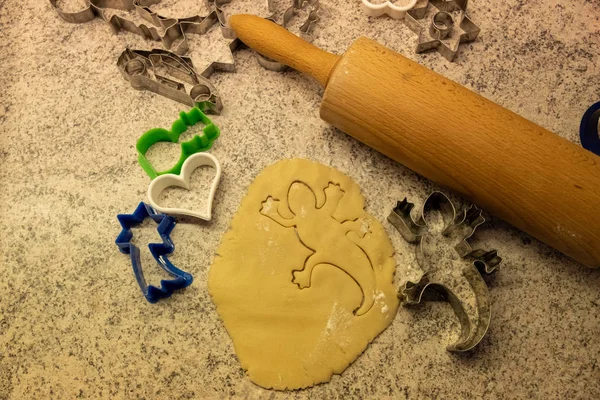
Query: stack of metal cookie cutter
388 192 501 352
404 0 480 61
51 0 244 107
50 0 185 52
50 0 235 55
117 48 223 114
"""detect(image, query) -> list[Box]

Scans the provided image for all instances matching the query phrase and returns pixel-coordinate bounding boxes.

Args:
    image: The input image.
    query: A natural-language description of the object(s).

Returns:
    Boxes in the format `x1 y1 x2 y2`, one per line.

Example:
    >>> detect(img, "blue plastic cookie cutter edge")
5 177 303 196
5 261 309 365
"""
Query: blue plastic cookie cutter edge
115 202 193 303
580 101 600 156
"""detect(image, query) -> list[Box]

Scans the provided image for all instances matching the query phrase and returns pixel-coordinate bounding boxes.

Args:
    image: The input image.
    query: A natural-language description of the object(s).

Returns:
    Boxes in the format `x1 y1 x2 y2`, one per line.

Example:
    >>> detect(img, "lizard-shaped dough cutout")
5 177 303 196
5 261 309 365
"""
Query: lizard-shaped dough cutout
260 181 376 316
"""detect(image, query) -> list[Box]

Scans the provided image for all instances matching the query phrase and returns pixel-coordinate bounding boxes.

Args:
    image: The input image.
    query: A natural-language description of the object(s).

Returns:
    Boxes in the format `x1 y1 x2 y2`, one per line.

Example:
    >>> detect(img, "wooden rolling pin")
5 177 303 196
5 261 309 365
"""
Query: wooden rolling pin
229 15 600 268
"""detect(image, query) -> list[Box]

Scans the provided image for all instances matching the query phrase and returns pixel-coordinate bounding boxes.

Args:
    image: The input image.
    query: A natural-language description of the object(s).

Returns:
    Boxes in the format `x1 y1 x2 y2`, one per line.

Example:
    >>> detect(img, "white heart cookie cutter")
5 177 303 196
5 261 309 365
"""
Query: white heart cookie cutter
147 152 221 220
361 0 418 19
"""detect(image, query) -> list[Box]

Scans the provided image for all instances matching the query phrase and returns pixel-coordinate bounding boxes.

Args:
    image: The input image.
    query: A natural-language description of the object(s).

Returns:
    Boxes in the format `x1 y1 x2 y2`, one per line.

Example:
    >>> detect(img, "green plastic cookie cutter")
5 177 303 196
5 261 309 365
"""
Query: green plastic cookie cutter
136 107 220 179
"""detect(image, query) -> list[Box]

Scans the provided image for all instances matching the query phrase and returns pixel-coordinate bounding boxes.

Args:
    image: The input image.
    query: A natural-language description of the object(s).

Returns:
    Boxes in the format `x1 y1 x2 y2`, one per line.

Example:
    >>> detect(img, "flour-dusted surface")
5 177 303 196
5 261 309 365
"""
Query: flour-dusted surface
1 0 599 399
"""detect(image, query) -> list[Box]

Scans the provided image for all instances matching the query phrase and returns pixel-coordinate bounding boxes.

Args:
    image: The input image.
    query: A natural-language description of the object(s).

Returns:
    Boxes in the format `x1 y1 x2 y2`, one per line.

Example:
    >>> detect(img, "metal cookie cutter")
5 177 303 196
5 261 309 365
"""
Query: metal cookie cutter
127 2 242 79
405 0 480 61
361 0 418 19
50 0 182 49
137 107 220 179
116 202 193 303
255 0 321 72
388 192 501 352
204 0 276 39
117 48 223 114
148 152 222 220
204 0 236 39
50 0 228 57
580 101 600 156
135 2 239 58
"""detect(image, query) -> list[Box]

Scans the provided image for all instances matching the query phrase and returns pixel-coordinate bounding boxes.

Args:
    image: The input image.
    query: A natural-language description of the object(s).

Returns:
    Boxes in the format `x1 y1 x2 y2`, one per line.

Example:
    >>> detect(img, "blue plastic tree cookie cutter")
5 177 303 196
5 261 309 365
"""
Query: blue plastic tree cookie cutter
116 202 193 303
580 101 600 156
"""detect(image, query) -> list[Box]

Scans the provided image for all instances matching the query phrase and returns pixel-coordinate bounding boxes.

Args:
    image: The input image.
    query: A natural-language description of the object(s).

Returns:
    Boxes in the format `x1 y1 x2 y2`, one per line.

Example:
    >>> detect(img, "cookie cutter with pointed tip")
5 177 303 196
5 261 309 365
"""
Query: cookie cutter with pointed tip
388 192 501 352
116 202 193 303
404 0 479 61
254 0 321 72
137 107 220 179
147 152 221 220
117 48 223 114
361 0 418 19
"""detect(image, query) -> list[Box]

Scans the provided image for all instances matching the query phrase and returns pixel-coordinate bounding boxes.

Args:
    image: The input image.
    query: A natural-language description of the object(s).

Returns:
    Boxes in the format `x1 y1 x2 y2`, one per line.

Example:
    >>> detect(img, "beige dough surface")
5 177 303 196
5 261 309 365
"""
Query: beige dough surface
208 158 399 390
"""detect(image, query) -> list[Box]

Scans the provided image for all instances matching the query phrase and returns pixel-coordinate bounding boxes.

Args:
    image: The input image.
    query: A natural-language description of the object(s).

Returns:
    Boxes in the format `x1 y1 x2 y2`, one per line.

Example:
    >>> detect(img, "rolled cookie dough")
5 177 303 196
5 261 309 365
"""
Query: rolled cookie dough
208 159 398 390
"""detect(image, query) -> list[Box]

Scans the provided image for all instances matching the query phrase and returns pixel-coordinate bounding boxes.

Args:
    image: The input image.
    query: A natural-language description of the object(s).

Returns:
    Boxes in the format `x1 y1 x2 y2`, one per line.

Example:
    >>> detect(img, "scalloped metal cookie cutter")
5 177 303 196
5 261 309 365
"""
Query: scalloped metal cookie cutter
116 202 193 303
404 0 480 61
148 152 221 220
361 0 417 19
137 107 220 179
117 48 223 114
388 192 501 352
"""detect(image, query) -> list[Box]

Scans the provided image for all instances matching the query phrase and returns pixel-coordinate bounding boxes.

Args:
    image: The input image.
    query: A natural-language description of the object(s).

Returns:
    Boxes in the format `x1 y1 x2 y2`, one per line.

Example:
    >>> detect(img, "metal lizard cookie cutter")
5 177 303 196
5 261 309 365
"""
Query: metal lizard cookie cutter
404 0 480 61
148 152 222 220
116 202 193 303
117 48 223 114
361 0 418 20
254 0 321 72
137 107 220 179
388 192 501 352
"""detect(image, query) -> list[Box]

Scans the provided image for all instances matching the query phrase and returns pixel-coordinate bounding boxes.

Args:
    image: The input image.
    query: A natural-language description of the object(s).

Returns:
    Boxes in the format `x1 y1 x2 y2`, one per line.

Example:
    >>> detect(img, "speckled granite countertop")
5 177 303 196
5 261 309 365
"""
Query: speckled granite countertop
1 0 599 398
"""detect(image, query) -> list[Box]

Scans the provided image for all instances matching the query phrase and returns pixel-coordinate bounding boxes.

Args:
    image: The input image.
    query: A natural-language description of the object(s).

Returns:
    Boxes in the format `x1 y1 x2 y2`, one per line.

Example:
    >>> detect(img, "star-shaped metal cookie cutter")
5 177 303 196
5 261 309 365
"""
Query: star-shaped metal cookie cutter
116 202 193 303
388 192 501 352
404 0 480 61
